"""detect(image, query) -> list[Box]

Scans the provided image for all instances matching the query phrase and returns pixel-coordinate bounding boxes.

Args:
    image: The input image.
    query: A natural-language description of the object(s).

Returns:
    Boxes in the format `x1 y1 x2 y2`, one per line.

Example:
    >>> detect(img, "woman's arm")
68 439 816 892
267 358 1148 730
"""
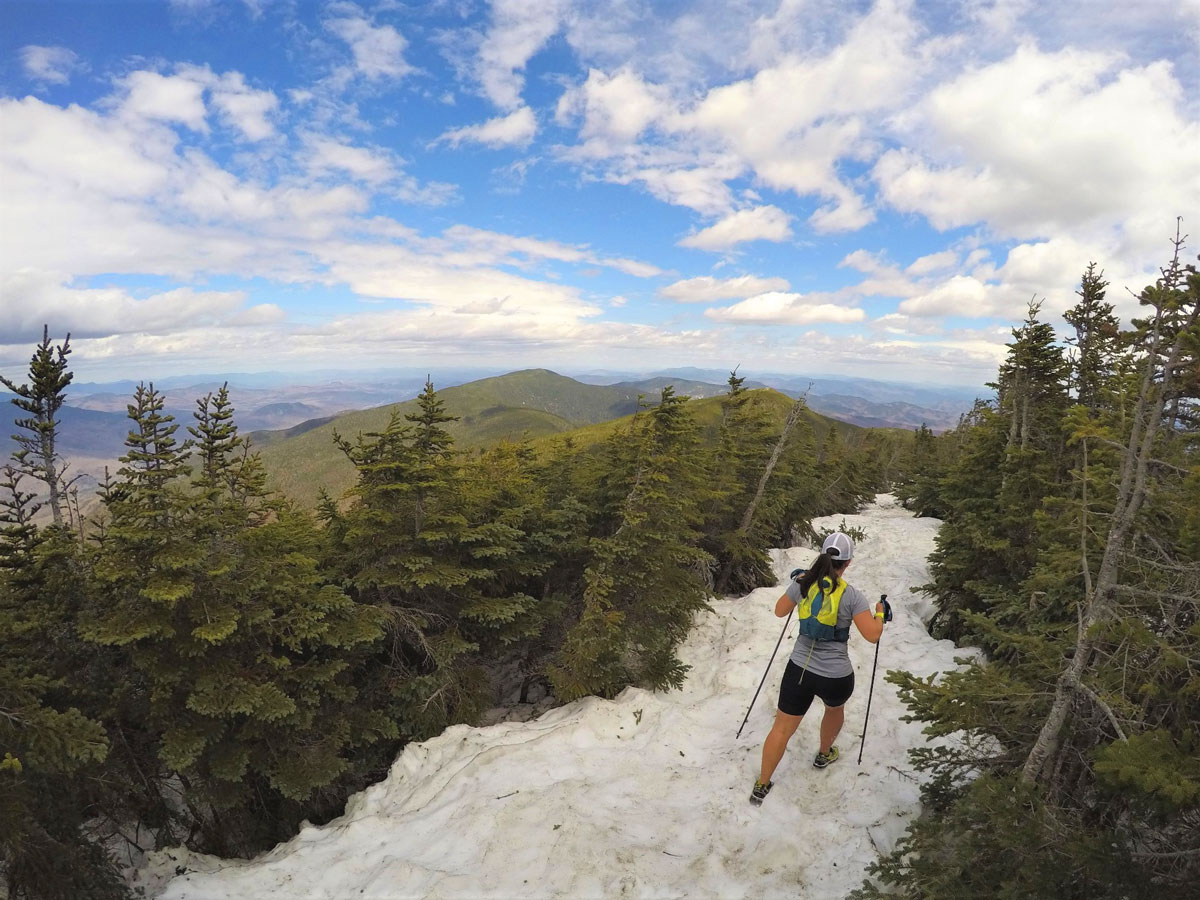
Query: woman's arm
853 606 885 643
775 593 796 617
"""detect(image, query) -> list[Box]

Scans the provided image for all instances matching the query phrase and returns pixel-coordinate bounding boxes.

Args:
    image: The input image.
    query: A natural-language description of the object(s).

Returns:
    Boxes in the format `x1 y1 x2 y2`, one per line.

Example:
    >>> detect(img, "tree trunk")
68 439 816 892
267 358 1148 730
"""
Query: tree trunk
41 432 63 526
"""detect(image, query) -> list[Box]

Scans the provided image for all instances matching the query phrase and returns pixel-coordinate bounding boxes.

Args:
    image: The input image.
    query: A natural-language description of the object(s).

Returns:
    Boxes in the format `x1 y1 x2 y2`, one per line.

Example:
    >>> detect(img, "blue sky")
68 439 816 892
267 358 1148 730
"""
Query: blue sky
2 0 1198 386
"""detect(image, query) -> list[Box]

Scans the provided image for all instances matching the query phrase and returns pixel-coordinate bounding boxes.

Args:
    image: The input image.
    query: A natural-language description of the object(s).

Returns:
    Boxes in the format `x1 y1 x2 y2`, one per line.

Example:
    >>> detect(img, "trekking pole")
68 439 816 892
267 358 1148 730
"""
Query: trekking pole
858 594 888 765
735 610 794 739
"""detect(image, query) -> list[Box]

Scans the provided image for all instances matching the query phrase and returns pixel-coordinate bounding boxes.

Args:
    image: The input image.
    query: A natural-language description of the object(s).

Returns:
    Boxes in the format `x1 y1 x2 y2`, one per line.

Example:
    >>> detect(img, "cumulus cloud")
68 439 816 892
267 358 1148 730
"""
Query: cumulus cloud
305 135 396 184
874 45 1200 241
705 291 866 324
19 45 82 85
554 0 921 231
115 70 210 131
899 275 991 317
0 88 631 344
205 70 278 141
108 65 279 141
474 0 565 109
906 249 958 275
438 106 537 148
678 205 791 250
325 5 415 80
660 275 791 303
0 272 282 341
556 67 668 145
605 158 742 218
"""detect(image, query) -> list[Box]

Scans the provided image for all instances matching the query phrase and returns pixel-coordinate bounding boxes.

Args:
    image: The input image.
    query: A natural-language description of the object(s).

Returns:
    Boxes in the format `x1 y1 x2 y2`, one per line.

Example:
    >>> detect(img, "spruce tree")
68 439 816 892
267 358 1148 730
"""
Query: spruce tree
1 327 73 527
331 380 539 737
85 385 386 853
705 374 790 593
548 388 712 699
0 466 124 899
1064 263 1121 409
857 239 1200 899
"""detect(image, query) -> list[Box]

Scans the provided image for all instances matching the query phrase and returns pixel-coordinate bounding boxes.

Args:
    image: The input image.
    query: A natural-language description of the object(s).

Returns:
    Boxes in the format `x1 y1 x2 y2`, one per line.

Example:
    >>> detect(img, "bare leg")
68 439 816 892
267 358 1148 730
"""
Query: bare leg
818 704 845 754
759 709 804 783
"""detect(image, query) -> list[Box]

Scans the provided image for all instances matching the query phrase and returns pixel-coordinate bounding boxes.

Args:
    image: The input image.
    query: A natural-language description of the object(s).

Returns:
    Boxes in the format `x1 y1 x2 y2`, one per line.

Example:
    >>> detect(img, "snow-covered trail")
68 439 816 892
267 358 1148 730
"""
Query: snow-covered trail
137 495 968 899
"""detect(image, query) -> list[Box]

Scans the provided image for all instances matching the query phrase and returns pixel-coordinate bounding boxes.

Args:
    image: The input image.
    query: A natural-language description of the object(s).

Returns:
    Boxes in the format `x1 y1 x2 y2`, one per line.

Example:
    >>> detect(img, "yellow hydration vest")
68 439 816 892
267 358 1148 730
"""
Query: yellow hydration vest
797 576 850 642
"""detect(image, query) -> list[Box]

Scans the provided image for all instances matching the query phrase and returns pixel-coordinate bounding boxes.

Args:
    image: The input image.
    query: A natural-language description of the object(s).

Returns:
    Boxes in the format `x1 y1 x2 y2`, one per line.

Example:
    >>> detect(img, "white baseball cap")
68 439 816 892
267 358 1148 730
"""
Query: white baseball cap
821 532 855 561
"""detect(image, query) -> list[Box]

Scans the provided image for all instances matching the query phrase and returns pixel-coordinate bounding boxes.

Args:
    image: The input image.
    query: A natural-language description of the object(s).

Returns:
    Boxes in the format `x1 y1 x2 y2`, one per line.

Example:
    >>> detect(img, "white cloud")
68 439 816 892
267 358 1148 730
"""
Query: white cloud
0 272 281 341
205 70 278 141
305 136 396 184
550 1 923 234
678 205 792 251
556 68 668 144
438 106 537 148
607 158 742 218
475 0 565 109
19 45 82 85
116 70 210 131
660 275 791 303
325 6 415 80
605 258 664 278
431 225 662 277
839 249 891 275
874 45 1200 241
870 312 946 336
899 275 990 317
705 291 866 324
110 66 278 141
906 249 958 275
966 0 1033 35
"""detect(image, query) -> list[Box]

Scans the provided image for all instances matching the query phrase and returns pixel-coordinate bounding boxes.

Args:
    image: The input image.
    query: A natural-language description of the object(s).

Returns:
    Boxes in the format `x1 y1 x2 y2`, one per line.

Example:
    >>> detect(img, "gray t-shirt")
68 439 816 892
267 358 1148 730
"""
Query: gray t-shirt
785 577 871 678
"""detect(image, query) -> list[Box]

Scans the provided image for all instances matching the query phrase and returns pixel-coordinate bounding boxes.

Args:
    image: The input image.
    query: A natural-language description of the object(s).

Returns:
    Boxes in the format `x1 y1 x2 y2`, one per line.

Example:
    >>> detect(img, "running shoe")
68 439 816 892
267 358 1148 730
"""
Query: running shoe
813 746 840 769
749 779 773 805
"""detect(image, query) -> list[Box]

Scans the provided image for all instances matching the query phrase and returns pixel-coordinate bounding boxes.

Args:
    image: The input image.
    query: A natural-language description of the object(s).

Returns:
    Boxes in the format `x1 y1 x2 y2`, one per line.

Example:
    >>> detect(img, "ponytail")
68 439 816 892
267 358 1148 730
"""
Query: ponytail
798 547 847 596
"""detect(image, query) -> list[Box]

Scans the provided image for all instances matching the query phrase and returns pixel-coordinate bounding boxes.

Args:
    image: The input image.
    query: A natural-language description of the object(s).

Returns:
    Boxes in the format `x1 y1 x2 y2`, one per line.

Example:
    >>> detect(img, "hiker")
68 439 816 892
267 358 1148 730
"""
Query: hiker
750 531 888 805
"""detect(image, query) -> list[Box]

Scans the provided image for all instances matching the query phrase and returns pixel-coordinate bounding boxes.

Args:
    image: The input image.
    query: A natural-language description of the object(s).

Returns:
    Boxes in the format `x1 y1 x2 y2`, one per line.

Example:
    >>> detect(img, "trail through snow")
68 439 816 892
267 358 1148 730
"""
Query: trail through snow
134 494 971 899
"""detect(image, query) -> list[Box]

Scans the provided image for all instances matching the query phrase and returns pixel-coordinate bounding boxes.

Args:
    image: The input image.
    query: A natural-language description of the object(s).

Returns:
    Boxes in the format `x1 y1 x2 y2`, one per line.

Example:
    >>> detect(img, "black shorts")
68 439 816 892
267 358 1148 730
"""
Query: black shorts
777 660 855 717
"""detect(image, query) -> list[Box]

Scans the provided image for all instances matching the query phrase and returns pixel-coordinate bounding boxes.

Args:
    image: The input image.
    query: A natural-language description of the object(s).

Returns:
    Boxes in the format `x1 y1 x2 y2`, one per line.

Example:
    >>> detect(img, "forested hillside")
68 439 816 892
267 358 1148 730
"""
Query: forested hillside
0 343 903 898
253 368 867 508
865 240 1200 898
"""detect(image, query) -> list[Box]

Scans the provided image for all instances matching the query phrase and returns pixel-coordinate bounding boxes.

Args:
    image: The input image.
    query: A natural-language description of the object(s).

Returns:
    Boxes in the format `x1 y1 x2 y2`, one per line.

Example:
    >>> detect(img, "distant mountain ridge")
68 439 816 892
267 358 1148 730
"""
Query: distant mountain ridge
4 365 968 514
252 369 866 508
577 367 984 430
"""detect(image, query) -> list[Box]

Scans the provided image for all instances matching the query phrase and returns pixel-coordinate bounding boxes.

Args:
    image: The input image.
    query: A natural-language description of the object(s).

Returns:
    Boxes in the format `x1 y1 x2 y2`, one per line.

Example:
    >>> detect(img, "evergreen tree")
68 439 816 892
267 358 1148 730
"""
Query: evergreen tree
548 388 712 700
894 423 951 518
858 238 1200 899
705 374 790 594
84 386 385 853
330 381 539 738
1 327 74 527
0 466 124 899
1064 263 1121 409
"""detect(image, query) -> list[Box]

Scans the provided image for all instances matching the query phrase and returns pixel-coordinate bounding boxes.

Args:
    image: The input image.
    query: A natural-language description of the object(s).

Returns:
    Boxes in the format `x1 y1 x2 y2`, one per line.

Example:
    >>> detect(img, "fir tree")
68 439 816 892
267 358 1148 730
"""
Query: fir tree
859 236 1200 898
705 374 790 593
331 381 539 737
1064 263 1121 409
548 388 712 699
84 386 386 853
1 327 74 528
0 466 124 899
